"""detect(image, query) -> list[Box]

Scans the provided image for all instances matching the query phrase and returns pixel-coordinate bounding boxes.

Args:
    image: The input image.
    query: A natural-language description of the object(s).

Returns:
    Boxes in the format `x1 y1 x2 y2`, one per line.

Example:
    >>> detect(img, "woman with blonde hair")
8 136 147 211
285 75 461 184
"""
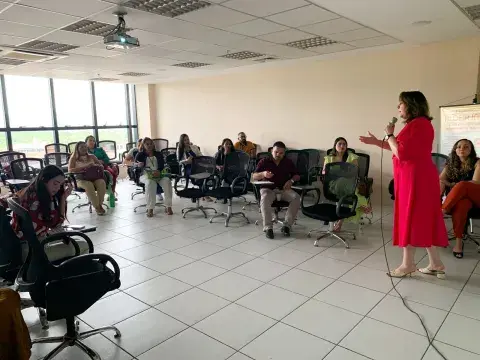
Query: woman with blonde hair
68 141 107 215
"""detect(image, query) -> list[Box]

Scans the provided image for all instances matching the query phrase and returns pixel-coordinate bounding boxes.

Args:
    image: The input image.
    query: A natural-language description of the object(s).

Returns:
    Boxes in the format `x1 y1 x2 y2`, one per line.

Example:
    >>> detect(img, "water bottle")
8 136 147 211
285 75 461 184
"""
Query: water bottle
108 187 115 208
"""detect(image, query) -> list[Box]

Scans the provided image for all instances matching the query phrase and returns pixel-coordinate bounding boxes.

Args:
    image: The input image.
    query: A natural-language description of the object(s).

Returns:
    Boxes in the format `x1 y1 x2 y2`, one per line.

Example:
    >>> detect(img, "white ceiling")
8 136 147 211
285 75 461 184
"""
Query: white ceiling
0 0 478 83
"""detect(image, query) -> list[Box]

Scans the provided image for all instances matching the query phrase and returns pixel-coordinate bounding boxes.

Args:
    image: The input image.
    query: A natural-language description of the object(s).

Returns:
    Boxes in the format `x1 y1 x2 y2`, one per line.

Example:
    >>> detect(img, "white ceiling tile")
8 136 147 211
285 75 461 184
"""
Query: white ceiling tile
177 5 254 27
309 42 355 54
192 43 233 56
299 18 363 36
195 28 247 46
0 4 80 28
346 35 401 48
262 44 316 58
266 5 340 27
258 29 313 44
0 34 30 46
68 46 123 58
158 38 207 52
223 0 309 17
132 45 182 58
39 30 99 47
228 37 278 52
128 30 178 46
0 20 53 38
224 19 288 37
19 0 114 17
328 27 384 42
166 51 217 63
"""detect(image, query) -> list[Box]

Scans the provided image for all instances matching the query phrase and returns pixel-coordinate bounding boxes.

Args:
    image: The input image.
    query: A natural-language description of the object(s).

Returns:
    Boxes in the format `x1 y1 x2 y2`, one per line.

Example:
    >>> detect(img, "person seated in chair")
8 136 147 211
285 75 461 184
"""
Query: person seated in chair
135 137 173 218
323 137 371 231
85 136 118 197
9 165 90 262
68 141 107 215
125 138 143 181
177 133 212 202
253 141 300 239
234 132 256 158
441 139 480 258
215 138 236 173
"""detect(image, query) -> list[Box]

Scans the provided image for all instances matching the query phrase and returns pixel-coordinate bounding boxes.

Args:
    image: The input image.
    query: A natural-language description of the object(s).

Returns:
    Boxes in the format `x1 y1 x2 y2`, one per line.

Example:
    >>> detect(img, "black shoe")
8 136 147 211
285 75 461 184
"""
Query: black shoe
281 226 290 237
266 228 274 239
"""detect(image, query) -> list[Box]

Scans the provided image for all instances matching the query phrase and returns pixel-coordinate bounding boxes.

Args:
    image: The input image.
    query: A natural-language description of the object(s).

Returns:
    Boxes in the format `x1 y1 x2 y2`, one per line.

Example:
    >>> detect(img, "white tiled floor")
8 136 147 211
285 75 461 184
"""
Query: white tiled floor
25 181 480 359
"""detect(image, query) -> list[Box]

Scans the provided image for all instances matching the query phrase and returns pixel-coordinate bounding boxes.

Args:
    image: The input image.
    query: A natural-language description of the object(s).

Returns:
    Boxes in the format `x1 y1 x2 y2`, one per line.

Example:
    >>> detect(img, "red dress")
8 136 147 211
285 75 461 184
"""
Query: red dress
392 117 448 248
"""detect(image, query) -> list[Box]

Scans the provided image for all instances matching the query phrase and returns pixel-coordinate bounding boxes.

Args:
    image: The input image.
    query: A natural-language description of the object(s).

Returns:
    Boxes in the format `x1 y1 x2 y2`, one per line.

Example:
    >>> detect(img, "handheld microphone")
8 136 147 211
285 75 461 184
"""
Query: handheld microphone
384 117 398 140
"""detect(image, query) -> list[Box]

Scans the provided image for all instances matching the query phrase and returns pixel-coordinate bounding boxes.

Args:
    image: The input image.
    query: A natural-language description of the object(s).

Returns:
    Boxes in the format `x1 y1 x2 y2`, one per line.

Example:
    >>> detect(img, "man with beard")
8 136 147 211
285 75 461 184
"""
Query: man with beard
234 132 256 157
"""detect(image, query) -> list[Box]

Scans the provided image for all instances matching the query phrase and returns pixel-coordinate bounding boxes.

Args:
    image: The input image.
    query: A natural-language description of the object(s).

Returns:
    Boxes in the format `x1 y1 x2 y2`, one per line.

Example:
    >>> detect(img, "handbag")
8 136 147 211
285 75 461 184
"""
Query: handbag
77 166 104 182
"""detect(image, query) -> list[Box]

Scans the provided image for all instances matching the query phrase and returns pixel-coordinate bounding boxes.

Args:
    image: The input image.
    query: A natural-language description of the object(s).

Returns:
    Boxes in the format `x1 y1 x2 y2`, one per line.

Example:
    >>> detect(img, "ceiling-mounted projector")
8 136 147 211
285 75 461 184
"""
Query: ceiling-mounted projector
104 12 139 50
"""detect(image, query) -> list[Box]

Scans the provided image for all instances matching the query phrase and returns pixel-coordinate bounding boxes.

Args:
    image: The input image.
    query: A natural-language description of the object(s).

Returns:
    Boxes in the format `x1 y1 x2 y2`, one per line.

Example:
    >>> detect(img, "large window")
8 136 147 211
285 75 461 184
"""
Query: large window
4 75 52 128
11 131 55 158
94 82 127 126
53 79 93 126
0 132 7 151
0 75 137 157
99 128 129 159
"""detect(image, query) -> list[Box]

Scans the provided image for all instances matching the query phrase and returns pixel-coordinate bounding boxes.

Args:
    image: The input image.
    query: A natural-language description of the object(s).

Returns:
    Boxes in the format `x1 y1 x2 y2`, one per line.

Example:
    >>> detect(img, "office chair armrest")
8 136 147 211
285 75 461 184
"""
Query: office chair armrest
308 166 322 184
201 175 218 193
43 231 94 254
300 187 321 210
230 176 248 195
58 253 120 282
336 194 358 217
174 175 189 193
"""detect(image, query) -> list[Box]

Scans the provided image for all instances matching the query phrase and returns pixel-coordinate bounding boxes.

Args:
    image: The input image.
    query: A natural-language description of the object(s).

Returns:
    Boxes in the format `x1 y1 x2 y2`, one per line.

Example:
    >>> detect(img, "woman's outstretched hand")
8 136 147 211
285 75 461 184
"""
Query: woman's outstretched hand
359 132 379 145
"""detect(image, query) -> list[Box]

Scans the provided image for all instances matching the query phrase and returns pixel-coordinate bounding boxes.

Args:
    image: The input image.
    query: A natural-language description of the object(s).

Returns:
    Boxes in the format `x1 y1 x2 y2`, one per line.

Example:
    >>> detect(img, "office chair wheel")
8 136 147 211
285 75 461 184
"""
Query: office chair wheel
307 233 311 238
255 220 260 225
353 234 356 240
314 240 319 247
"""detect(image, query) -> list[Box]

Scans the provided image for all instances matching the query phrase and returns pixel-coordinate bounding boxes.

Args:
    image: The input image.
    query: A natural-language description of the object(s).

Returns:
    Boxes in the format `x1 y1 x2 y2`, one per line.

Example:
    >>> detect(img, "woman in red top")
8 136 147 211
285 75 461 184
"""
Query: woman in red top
360 91 448 278
11 165 89 262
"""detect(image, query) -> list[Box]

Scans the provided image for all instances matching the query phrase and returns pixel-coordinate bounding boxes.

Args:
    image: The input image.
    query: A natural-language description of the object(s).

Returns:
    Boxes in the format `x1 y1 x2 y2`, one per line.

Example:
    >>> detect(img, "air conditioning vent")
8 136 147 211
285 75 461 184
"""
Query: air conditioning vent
0 46 69 65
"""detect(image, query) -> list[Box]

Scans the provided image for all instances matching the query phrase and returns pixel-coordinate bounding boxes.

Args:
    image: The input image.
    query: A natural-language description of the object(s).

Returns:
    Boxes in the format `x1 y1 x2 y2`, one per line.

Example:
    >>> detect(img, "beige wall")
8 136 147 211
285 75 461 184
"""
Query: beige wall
153 36 480 203
136 84 158 139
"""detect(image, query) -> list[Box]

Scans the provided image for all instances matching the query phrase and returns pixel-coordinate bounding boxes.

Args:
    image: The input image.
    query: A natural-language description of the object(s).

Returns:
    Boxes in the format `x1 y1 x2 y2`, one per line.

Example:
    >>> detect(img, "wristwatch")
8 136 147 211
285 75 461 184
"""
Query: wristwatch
386 133 394 140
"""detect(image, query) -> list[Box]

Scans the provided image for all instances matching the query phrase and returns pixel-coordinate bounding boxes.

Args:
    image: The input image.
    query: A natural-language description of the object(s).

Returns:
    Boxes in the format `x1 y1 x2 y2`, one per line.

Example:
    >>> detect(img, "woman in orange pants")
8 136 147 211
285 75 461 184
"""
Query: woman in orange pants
441 139 480 258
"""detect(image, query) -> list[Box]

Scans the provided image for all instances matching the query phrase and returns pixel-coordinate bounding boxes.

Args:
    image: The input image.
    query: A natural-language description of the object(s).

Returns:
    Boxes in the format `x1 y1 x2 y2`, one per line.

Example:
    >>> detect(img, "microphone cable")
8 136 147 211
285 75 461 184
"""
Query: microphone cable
380 138 448 360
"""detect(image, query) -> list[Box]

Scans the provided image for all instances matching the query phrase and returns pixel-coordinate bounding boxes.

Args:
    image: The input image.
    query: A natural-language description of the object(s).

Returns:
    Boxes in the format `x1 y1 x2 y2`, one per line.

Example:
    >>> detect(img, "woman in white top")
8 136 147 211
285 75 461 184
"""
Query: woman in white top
135 137 173 217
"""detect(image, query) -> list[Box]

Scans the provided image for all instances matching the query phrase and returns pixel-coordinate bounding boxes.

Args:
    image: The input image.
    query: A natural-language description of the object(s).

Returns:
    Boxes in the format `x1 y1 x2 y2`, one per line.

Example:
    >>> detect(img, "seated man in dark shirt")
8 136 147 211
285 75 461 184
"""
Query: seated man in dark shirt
253 141 300 239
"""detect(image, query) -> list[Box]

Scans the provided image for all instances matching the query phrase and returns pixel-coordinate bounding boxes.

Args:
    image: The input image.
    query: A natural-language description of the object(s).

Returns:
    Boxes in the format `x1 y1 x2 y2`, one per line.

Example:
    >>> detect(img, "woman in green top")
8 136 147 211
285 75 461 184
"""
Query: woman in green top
323 137 371 231
85 136 118 195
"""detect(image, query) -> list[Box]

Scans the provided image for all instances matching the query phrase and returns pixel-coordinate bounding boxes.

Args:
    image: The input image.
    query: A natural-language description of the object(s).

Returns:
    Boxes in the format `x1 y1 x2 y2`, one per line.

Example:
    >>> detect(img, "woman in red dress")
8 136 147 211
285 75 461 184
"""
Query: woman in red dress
360 91 448 278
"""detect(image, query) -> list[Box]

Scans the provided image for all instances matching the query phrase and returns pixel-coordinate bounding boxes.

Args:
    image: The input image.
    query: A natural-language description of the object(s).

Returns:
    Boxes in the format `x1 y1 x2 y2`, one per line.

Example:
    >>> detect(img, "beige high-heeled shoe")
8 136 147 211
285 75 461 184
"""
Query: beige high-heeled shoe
386 269 416 278
418 268 446 279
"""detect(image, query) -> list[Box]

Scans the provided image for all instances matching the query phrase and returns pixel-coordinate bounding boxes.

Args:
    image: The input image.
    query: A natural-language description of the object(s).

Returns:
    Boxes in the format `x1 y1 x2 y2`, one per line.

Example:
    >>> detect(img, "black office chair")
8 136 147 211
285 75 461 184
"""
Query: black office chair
432 153 448 174
7 197 121 360
356 152 374 223
174 156 217 218
0 151 26 186
126 142 137 152
152 138 169 151
98 140 121 164
67 142 77 154
45 143 68 154
0 205 22 285
10 158 44 181
44 152 70 171
207 151 250 227
327 148 356 155
160 147 177 159
302 162 359 248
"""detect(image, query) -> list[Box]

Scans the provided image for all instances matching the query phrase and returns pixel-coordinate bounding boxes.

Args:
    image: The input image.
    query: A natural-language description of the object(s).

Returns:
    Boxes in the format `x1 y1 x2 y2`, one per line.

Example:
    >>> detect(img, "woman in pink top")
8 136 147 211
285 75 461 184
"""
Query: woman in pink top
360 91 448 279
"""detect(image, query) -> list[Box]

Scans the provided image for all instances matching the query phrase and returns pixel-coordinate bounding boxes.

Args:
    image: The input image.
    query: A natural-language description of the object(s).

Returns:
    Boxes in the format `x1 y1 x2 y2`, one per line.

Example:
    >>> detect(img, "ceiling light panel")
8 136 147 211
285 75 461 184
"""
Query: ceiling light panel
62 20 118 37
119 72 151 76
90 77 119 81
122 0 212 18
20 40 78 52
0 58 26 66
172 62 210 68
285 36 337 49
220 50 265 60
464 4 480 20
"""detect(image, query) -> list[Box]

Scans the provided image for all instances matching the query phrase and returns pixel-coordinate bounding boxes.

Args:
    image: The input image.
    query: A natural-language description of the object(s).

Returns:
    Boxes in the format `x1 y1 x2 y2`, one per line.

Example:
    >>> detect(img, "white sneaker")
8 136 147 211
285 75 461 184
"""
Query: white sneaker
156 194 164 201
